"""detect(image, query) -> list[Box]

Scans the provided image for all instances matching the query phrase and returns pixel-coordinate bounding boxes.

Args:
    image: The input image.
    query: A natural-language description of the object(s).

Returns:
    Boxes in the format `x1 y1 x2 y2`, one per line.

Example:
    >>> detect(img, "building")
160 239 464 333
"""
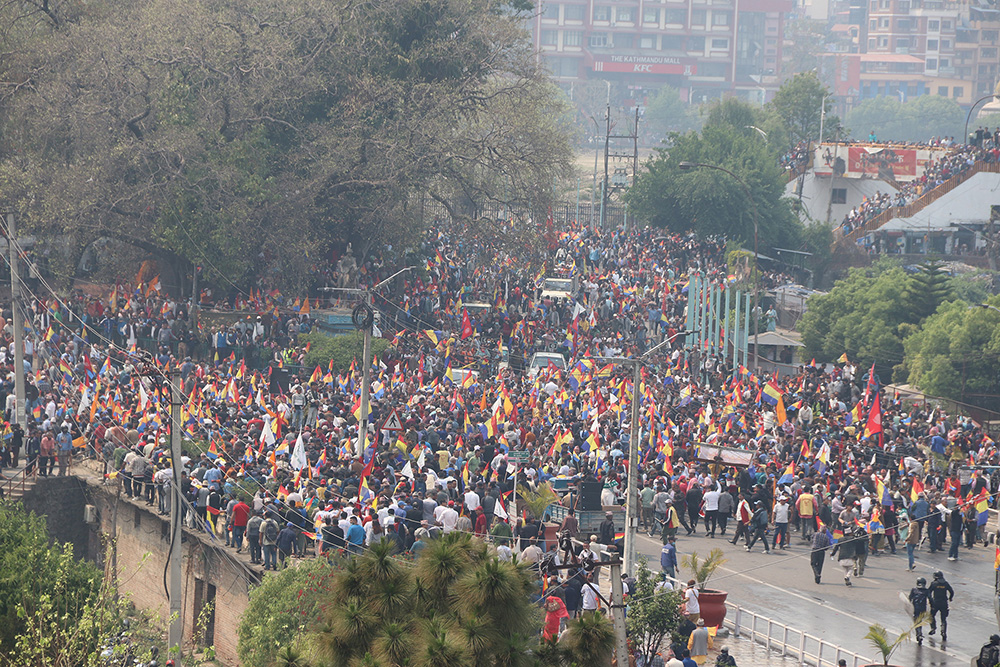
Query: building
822 0 1000 108
532 0 794 104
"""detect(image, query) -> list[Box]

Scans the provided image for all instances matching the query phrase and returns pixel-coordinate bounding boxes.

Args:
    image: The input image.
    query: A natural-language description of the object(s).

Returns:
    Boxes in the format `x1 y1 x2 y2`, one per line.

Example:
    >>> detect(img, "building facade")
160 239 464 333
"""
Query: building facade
532 0 794 103
823 0 1000 107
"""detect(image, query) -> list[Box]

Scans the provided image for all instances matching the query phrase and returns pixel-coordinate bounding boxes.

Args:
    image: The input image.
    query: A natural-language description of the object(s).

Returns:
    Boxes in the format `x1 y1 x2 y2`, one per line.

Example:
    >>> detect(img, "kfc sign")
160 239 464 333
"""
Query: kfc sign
592 56 696 75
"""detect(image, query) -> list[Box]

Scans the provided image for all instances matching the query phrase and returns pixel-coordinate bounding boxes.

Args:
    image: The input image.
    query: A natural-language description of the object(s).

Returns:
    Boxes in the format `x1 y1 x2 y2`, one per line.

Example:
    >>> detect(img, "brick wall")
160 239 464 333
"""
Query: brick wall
22 475 257 666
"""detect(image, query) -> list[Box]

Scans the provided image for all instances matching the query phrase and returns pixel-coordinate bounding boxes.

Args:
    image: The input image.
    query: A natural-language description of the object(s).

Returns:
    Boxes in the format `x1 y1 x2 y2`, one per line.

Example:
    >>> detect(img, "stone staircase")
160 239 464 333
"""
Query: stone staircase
1 465 39 502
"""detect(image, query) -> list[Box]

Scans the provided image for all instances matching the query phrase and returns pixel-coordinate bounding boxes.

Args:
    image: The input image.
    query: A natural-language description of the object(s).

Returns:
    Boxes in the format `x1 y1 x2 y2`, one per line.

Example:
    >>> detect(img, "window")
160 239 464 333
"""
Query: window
942 20 952 29
616 34 633 48
590 32 608 47
869 19 877 31
896 37 909 47
643 7 659 22
564 5 585 20
692 9 706 24
831 188 847 204
878 37 889 47
593 5 610 21
542 3 559 18
937 85 948 95
928 19 940 30
547 56 581 76
896 19 909 30
662 34 685 49
953 86 963 98
688 36 705 50
983 48 998 58
939 57 950 67
712 11 730 25
926 58 938 70
540 30 558 45
985 30 999 42
898 0 909 10
927 39 938 50
870 0 876 9
616 7 632 21
665 8 686 24
878 17 889 28
879 0 889 8
563 30 583 46
194 579 217 649
711 37 729 49
868 37 876 49
941 39 952 49
640 35 655 48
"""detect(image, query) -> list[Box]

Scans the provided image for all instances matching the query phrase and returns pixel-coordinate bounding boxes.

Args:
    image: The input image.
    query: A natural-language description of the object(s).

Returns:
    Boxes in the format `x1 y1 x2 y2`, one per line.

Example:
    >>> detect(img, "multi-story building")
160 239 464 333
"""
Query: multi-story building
822 0 1000 108
531 0 794 104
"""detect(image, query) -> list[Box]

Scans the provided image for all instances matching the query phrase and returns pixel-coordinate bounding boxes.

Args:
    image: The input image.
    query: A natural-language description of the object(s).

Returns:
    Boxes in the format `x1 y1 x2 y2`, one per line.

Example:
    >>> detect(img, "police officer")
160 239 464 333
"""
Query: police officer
908 577 929 645
928 570 954 641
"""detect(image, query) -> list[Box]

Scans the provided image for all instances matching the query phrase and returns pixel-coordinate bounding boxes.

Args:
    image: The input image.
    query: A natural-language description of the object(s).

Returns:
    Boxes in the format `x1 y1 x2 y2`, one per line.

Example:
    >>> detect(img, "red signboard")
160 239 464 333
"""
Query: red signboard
592 56 696 76
847 146 918 178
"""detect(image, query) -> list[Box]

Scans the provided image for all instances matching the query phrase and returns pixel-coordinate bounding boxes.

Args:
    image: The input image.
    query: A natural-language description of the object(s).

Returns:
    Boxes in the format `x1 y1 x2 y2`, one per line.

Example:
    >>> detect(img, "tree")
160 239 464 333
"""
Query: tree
644 86 701 139
0 0 572 292
300 331 390 373
901 297 1000 410
0 500 131 667
799 258 915 381
626 560 683 666
626 103 803 253
903 261 952 322
844 95 965 142
768 72 840 145
258 533 616 667
237 558 336 667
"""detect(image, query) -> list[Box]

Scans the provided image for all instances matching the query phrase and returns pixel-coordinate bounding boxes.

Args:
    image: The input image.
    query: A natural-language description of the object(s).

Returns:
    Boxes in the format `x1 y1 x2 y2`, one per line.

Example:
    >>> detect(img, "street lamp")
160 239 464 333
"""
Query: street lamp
965 94 999 147
678 161 761 373
970 303 1000 315
590 115 601 230
592 329 695 574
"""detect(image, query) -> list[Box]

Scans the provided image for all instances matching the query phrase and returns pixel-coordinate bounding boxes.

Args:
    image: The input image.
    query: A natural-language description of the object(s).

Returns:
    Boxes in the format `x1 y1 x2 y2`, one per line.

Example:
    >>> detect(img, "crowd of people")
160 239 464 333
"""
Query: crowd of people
838 142 989 235
1 219 997 665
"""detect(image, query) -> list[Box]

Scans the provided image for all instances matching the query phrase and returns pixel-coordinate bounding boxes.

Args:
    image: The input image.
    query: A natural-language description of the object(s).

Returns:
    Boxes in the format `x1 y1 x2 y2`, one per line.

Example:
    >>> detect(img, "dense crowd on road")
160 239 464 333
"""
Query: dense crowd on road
0 217 997 665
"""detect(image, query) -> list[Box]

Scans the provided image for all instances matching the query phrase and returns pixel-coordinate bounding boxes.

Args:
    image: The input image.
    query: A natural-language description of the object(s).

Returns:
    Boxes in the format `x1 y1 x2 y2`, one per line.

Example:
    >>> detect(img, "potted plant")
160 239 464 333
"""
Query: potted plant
680 548 728 627
861 613 929 666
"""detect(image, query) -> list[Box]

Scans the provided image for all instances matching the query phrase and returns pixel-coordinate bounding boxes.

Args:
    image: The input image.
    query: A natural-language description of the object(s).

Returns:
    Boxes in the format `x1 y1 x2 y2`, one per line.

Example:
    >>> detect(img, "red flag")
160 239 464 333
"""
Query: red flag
460 308 473 340
866 395 883 437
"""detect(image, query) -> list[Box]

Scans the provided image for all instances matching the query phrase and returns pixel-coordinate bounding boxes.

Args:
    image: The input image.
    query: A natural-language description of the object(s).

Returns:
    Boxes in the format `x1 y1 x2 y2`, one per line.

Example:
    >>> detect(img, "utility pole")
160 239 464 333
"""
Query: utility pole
623 360 641 574
354 291 374 458
168 367 184 665
190 264 199 331
5 212 26 430
602 105 611 231
609 560 629 666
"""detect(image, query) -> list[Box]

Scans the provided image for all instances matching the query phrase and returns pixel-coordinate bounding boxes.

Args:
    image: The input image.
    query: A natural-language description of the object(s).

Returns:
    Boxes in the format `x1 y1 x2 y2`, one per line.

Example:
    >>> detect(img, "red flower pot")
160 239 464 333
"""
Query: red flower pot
698 589 728 627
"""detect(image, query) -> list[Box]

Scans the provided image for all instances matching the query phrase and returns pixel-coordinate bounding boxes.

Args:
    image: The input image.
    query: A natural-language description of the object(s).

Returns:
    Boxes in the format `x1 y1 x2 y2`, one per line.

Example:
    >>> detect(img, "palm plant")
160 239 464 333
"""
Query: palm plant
561 611 615 666
863 613 929 666
517 482 560 520
681 548 728 591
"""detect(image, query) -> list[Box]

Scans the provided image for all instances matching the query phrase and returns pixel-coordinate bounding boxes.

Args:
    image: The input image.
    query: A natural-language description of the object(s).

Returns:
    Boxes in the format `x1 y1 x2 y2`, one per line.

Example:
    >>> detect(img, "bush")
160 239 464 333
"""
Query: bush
236 558 337 667
299 331 389 373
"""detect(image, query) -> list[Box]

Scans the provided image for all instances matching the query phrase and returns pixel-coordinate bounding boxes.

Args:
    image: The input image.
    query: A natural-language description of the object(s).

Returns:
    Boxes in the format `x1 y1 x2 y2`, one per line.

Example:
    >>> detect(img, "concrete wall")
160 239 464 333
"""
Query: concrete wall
786 171 896 227
21 475 257 666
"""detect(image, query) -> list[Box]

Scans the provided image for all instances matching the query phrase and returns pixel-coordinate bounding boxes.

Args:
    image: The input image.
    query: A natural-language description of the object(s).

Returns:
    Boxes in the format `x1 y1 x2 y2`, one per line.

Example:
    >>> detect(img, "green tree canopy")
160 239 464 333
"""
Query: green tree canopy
901 297 1000 410
626 100 802 252
0 0 572 291
768 72 841 144
241 533 616 667
799 259 914 381
844 95 966 143
643 86 701 137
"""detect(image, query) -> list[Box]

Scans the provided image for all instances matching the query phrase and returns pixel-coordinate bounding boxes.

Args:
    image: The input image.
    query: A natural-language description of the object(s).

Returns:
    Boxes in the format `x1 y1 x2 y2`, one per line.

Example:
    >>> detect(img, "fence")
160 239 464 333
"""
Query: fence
725 602 873 667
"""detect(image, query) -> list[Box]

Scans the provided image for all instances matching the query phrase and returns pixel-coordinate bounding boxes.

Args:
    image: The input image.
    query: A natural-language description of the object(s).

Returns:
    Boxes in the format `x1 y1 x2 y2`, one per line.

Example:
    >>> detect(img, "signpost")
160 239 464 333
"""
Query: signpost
381 408 404 434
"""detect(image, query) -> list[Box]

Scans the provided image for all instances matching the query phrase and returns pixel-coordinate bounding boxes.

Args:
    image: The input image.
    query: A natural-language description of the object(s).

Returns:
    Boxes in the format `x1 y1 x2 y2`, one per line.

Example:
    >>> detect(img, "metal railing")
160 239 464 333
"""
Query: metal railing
1 464 37 498
839 160 1000 244
724 602 872 667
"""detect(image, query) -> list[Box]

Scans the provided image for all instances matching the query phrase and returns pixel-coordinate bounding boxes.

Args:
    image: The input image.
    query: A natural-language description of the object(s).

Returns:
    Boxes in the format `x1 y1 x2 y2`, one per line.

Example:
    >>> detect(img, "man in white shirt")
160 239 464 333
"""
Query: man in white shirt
581 576 601 613
464 487 481 513
703 485 721 538
437 501 459 532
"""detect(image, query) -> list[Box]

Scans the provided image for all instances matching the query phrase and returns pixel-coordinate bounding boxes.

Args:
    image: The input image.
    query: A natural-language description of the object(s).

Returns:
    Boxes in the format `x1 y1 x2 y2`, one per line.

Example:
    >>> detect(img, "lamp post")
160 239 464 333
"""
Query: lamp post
970 303 1000 315
678 161 761 372
592 329 694 574
590 115 601 230
965 94 998 147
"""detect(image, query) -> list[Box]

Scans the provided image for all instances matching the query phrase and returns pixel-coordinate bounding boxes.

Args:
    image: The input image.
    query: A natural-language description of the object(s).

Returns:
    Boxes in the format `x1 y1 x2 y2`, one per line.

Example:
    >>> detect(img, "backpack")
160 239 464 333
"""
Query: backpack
264 520 278 542
978 644 1000 667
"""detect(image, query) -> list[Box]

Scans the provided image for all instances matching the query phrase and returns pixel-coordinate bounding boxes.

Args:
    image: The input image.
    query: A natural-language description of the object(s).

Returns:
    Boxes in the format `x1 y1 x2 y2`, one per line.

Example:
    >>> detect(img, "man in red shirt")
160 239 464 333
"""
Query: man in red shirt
231 498 251 553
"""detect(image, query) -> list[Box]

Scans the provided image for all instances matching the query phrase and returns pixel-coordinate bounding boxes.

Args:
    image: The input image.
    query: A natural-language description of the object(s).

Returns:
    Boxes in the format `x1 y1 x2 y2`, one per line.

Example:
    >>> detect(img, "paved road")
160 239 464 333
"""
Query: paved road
634 524 994 667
